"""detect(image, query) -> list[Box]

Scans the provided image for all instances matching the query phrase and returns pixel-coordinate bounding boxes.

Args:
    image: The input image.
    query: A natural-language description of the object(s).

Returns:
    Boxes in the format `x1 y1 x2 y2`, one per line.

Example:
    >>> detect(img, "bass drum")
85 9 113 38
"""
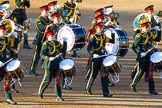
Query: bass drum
57 24 86 52
104 28 129 57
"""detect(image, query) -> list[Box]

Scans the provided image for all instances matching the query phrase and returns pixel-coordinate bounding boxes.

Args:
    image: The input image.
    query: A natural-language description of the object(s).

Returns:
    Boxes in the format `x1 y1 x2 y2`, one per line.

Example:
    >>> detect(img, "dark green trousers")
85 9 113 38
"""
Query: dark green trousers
38 68 62 97
30 45 42 73
86 58 110 95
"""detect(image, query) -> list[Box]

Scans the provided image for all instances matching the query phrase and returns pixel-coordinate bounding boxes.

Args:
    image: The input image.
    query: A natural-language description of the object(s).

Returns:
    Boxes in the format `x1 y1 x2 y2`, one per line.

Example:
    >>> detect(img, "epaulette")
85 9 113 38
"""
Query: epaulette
43 41 48 45
135 33 141 38
90 34 95 38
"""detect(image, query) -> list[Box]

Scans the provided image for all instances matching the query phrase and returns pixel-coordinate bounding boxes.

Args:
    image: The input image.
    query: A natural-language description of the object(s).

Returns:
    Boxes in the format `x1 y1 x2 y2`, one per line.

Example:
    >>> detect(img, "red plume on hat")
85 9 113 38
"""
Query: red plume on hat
144 5 154 12
51 12 60 19
45 31 55 37
48 1 58 7
40 5 49 11
0 24 6 30
93 22 104 29
95 15 104 21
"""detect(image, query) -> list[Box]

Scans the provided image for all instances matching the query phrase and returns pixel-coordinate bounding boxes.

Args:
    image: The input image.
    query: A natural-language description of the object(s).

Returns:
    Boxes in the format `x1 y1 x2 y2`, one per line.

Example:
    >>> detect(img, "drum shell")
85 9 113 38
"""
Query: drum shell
104 29 129 57
102 55 121 74
9 65 24 80
57 24 86 52
59 58 76 78
102 62 121 74
60 66 76 78
150 52 162 70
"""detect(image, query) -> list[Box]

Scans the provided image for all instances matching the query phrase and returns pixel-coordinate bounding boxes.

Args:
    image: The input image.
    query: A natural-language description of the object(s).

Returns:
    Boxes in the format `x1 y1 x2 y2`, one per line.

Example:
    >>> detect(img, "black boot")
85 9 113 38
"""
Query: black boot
131 85 137 92
148 80 158 95
71 50 79 57
23 33 32 49
101 77 113 97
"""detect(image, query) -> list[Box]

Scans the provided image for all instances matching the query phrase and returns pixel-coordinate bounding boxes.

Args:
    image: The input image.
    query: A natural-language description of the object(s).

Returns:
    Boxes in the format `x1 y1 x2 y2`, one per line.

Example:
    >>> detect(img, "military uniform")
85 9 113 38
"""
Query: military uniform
86 15 114 87
86 22 115 97
62 0 81 24
131 22 158 95
0 24 17 105
14 0 31 49
29 5 51 76
131 5 161 81
38 31 66 101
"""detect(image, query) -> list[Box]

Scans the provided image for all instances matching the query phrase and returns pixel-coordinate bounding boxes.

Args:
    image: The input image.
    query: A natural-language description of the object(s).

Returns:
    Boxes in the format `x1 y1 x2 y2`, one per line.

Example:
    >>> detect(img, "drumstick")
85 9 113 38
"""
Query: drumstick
3 58 13 65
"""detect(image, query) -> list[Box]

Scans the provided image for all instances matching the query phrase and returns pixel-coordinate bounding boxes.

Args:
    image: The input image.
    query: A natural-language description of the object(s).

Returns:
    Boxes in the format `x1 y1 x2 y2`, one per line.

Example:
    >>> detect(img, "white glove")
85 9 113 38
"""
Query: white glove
11 32 18 38
93 54 99 58
63 37 68 42
140 52 146 57
153 26 160 31
69 18 74 23
0 61 4 67
49 57 55 61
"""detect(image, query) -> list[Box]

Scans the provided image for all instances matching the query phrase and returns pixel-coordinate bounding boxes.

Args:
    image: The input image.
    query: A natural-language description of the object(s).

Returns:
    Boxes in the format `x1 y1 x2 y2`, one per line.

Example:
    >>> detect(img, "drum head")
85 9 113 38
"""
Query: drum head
6 60 20 72
104 28 120 55
150 52 162 63
57 25 76 52
59 59 74 70
103 55 117 67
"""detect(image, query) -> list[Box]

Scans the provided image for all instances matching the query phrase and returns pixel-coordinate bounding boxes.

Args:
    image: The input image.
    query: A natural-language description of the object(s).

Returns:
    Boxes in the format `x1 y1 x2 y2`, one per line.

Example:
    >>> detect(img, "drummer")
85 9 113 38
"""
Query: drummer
130 16 158 95
86 14 115 87
62 0 81 57
85 22 115 97
38 31 67 101
45 12 73 90
0 24 17 104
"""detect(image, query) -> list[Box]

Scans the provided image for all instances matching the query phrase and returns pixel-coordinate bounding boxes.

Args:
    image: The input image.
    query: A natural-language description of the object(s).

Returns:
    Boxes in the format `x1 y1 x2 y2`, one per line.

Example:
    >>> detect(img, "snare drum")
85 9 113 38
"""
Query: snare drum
57 24 86 52
102 55 121 74
59 58 76 77
104 28 129 57
150 52 162 69
6 60 24 80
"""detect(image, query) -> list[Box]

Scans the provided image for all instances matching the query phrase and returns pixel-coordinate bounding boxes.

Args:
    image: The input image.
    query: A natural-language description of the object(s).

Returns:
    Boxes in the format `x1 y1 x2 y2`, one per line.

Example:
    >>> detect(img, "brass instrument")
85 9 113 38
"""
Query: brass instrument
0 19 15 37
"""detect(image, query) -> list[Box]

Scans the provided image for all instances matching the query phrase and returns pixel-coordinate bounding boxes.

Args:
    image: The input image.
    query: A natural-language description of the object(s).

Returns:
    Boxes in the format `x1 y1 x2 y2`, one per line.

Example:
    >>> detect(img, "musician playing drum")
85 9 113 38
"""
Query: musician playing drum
0 24 17 105
86 14 115 87
38 31 67 101
86 22 115 97
62 0 81 57
130 16 158 95
45 12 73 90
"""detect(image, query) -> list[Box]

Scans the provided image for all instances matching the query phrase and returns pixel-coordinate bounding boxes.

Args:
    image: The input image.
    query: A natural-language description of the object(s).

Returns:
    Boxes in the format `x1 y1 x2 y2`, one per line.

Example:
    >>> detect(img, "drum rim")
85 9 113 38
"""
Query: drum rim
150 52 162 63
6 60 20 72
59 59 75 70
103 55 117 66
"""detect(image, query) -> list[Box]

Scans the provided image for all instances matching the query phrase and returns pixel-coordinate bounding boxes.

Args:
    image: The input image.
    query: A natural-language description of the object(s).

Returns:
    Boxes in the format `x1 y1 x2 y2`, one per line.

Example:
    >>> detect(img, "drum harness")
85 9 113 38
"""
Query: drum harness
50 50 75 87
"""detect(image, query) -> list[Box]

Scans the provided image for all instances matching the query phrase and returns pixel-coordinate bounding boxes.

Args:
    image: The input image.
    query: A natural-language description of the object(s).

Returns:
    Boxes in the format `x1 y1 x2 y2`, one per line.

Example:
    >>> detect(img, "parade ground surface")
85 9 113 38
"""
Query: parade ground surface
1 0 162 108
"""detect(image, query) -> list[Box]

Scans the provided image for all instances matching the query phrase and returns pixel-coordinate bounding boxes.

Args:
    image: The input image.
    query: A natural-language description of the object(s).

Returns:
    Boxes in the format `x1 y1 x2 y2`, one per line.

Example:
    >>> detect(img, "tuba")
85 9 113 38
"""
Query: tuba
133 13 151 30
0 19 15 37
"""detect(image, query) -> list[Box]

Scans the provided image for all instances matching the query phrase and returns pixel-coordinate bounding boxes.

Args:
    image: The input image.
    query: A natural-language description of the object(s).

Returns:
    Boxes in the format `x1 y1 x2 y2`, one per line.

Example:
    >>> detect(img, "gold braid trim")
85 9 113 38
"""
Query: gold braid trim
139 33 149 45
35 17 51 34
0 40 6 52
64 3 75 10
8 36 14 47
92 35 103 51
47 41 56 56
55 42 63 49
64 3 75 16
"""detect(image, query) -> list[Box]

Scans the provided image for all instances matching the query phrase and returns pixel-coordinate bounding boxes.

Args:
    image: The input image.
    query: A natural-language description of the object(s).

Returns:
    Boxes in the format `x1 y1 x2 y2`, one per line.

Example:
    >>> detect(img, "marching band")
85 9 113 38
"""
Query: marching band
0 0 162 105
